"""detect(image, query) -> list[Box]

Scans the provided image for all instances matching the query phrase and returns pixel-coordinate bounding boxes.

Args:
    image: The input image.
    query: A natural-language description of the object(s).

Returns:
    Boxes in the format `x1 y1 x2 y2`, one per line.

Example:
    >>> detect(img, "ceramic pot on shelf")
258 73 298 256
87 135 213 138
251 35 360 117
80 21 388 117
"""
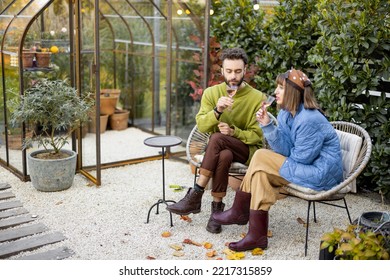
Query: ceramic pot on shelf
22 51 35 68
35 52 51 68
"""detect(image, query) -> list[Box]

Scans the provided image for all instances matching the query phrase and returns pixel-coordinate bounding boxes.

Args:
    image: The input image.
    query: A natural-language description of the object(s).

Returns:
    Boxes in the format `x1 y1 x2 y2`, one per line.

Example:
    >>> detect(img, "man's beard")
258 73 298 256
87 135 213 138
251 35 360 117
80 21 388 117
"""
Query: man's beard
224 76 245 88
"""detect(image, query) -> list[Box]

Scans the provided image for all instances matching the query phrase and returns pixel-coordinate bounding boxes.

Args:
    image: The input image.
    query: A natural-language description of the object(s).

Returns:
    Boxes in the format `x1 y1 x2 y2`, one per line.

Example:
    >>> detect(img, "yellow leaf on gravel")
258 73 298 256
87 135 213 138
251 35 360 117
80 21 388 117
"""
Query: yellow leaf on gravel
180 215 192 223
173 251 185 257
223 248 245 260
206 250 217 257
169 244 183 251
203 242 213 249
161 231 171 238
252 248 265 256
223 248 235 255
226 252 245 260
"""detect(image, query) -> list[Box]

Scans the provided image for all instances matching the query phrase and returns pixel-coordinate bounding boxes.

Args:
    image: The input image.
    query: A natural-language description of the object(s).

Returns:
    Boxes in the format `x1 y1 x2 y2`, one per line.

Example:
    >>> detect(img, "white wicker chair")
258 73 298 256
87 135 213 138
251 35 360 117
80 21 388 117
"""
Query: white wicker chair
186 113 277 185
281 121 372 256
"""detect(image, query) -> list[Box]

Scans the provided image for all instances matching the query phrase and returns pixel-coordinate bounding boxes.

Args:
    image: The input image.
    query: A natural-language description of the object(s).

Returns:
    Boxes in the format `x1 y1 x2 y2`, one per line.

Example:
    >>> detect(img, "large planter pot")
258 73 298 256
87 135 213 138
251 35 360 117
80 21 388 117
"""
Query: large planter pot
109 109 129 131
100 96 118 115
101 88 121 99
28 149 77 192
89 114 109 134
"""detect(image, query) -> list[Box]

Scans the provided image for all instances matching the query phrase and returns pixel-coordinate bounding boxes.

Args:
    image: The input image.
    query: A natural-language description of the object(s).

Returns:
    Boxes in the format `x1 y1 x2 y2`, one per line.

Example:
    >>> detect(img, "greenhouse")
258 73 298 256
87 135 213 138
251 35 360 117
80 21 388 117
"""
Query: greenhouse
0 0 213 185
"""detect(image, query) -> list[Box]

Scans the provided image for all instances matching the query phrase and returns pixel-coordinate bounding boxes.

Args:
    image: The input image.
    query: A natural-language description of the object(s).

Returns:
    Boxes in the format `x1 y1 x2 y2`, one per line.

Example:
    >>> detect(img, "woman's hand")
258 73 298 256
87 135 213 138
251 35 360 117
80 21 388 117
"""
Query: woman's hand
256 103 271 126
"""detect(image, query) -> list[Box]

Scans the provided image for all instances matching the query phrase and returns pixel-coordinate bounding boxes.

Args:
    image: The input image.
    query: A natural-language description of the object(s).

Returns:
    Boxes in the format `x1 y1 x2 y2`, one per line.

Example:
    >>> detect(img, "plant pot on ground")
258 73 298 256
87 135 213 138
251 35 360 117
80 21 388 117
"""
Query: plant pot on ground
109 109 129 131
100 88 121 99
100 95 118 116
89 113 109 134
9 79 94 192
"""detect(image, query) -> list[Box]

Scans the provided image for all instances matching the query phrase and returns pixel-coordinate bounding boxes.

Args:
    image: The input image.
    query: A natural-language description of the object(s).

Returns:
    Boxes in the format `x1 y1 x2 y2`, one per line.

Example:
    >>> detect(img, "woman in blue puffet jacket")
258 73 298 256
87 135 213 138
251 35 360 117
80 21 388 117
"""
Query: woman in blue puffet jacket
212 68 343 252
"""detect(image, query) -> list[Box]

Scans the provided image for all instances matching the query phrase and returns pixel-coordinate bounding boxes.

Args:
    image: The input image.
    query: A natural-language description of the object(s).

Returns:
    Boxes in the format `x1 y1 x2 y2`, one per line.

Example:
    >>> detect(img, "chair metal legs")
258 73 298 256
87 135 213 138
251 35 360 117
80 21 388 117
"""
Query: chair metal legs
303 198 352 257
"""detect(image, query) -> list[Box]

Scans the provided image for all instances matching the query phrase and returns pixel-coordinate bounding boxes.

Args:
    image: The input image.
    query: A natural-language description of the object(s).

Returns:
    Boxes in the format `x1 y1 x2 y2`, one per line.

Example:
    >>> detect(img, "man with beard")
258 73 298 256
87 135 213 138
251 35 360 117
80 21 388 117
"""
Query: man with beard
167 47 266 234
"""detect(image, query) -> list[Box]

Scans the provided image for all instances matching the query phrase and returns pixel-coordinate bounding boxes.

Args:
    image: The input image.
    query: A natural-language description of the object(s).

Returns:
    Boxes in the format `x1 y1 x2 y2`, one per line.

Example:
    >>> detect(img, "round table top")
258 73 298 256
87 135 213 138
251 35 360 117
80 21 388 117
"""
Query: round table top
144 135 182 148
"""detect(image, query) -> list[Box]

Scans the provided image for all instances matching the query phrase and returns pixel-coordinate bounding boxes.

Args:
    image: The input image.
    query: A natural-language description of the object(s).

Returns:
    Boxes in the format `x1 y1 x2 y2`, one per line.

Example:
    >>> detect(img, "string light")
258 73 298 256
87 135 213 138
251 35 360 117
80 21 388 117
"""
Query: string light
177 9 183 15
253 3 260 10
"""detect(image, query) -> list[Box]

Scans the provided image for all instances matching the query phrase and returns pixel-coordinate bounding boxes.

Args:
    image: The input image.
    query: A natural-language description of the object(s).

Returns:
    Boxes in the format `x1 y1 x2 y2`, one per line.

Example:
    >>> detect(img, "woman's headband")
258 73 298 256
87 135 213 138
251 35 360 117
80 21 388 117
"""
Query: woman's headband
283 68 311 93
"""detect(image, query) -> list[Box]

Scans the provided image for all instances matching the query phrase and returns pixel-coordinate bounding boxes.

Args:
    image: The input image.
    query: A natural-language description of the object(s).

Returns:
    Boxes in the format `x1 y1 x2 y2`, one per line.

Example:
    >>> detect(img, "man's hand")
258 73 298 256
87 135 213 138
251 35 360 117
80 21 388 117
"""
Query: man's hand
216 96 234 112
218 122 234 136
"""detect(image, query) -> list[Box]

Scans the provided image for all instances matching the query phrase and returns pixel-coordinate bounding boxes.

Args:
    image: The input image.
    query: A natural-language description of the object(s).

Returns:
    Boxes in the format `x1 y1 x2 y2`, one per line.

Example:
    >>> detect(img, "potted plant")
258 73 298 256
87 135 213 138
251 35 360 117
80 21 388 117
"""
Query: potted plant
320 224 390 260
10 79 94 191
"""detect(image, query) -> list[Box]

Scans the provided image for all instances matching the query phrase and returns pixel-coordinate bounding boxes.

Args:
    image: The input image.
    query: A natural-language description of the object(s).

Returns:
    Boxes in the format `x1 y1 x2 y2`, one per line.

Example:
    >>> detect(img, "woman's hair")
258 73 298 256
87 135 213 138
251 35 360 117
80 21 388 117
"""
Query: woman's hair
276 70 322 115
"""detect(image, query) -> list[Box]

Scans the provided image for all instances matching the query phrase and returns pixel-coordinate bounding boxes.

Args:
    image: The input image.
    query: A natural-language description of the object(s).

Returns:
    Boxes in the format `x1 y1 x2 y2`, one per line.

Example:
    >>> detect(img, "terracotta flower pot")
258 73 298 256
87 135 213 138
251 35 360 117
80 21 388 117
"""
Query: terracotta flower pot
100 89 121 99
35 52 51 68
22 51 35 68
100 96 118 115
89 114 109 134
109 110 129 131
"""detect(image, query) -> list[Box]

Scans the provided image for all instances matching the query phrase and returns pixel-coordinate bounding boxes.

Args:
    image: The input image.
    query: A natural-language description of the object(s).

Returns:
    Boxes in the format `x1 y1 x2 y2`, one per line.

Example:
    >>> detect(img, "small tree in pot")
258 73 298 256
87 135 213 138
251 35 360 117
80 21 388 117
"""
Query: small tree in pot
10 78 94 191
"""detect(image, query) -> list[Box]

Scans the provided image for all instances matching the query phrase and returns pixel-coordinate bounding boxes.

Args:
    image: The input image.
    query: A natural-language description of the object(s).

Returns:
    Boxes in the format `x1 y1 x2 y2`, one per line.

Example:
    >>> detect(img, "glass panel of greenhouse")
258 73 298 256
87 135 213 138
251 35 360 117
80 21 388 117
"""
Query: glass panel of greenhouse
0 0 209 185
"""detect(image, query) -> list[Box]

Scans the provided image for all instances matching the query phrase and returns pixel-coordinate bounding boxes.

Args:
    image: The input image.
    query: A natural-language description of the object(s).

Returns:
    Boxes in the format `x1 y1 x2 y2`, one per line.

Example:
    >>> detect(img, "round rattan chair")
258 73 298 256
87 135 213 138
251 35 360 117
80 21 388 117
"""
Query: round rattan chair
282 121 372 256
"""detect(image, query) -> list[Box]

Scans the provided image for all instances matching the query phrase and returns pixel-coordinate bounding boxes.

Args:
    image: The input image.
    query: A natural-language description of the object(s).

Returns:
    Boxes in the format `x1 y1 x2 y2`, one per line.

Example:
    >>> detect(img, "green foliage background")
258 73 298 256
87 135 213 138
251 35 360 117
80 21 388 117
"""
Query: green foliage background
211 0 390 199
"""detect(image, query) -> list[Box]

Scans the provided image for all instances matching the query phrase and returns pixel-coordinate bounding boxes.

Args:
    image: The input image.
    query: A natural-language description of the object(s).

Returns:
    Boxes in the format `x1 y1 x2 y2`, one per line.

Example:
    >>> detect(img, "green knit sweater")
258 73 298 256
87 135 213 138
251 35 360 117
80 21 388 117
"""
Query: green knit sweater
196 82 266 165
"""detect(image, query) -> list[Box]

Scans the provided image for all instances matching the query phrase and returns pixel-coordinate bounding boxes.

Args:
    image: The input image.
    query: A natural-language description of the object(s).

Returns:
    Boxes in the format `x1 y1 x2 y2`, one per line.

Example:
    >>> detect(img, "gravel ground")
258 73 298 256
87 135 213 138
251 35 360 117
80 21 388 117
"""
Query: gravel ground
1 129 389 260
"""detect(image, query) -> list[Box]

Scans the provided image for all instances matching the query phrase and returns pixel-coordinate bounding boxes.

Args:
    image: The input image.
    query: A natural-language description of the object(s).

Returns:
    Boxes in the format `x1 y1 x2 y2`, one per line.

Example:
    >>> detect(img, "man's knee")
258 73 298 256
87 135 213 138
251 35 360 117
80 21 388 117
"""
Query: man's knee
209 132 225 144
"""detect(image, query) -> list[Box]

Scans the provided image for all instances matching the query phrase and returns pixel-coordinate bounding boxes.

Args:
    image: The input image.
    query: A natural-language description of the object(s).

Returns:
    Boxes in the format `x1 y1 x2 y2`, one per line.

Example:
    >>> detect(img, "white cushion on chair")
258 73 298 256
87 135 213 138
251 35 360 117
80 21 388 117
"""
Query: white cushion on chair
335 129 363 193
229 162 248 174
194 154 204 164
286 183 322 194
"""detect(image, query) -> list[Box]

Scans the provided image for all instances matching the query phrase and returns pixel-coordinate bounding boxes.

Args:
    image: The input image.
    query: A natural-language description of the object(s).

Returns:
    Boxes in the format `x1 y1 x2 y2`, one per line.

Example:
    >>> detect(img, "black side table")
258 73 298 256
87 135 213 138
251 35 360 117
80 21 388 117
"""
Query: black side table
144 135 182 226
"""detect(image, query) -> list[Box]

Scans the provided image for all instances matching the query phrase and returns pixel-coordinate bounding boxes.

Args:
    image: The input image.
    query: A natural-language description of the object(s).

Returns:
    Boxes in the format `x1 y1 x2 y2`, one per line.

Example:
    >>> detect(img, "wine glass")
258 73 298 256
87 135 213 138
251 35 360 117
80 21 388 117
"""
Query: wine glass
263 95 275 108
226 85 238 111
256 95 275 119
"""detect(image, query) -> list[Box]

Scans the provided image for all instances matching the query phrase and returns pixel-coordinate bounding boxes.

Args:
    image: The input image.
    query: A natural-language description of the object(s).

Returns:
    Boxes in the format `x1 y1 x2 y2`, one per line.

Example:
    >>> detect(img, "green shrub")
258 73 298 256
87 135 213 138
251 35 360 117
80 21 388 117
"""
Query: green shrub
210 0 390 200
254 0 319 92
307 0 390 199
211 0 267 66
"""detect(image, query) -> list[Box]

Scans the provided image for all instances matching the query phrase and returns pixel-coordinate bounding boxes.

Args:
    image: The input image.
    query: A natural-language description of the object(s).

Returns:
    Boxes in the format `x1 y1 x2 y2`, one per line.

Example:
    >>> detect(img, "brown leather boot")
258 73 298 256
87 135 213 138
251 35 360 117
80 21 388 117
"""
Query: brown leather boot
211 189 250 225
166 188 203 215
206 201 225 234
229 210 268 251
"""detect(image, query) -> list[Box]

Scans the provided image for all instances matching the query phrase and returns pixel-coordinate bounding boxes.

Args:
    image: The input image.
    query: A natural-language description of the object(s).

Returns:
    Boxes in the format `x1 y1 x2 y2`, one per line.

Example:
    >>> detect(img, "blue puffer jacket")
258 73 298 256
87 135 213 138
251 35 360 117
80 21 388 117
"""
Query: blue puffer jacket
261 105 343 191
